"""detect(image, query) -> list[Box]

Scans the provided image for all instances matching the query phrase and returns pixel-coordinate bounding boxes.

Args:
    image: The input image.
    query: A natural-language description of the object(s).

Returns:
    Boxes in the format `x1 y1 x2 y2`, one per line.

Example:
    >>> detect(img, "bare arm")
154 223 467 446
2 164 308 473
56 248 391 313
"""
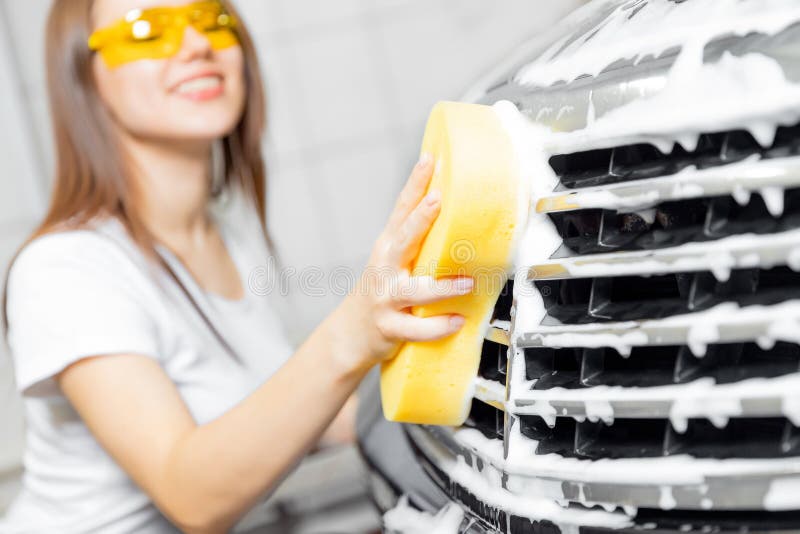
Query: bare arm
58 319 361 533
57 155 472 533
319 394 358 447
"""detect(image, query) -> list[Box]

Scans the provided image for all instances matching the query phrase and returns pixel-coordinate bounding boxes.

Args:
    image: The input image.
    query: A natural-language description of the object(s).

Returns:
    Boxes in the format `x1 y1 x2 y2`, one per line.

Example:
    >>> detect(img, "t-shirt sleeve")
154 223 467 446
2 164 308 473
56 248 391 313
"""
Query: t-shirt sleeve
6 231 162 397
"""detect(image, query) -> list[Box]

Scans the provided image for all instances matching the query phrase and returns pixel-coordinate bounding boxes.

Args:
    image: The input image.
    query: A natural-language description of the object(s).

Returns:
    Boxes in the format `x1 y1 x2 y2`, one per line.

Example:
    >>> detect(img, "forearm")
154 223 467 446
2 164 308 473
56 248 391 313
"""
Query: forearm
159 299 368 532
319 393 359 447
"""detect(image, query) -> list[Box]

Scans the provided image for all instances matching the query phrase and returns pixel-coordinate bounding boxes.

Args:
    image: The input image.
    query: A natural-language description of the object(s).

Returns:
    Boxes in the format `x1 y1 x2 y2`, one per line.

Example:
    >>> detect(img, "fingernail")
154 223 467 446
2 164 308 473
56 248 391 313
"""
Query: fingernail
452 277 474 293
418 152 433 168
426 189 441 206
450 315 466 330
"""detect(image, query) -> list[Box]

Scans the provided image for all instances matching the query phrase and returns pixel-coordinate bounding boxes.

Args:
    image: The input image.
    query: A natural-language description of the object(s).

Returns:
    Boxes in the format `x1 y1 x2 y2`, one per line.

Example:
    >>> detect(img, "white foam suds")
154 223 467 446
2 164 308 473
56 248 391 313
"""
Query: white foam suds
444 456 633 529
520 300 800 363
493 101 563 348
529 228 800 283
764 477 800 510
504 469 566 500
686 321 718 357
788 248 800 271
669 392 742 433
527 400 558 428
516 0 800 88
585 399 615 425
760 186 786 218
633 208 657 225
490 319 511 332
452 426 800 490
782 395 800 427
548 51 800 155
732 185 753 206
533 331 649 357
383 495 465 534
512 373 800 430
473 377 507 408
707 260 732 284
622 505 637 517
515 0 800 167
659 486 677 510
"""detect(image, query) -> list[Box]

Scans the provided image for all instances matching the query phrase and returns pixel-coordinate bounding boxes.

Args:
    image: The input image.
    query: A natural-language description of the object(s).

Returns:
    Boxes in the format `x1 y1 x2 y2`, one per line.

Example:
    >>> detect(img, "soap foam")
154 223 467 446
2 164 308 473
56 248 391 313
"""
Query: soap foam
383 495 465 534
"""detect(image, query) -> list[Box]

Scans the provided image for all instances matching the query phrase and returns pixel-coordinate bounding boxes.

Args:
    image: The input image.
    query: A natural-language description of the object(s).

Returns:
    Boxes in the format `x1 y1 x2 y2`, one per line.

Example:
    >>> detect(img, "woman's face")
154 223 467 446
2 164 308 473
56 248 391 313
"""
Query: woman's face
91 0 246 143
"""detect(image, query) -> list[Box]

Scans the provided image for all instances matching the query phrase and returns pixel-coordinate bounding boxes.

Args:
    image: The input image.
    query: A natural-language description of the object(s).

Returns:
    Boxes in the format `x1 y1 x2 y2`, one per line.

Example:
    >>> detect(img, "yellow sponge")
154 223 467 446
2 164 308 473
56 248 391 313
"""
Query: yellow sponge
380 101 525 425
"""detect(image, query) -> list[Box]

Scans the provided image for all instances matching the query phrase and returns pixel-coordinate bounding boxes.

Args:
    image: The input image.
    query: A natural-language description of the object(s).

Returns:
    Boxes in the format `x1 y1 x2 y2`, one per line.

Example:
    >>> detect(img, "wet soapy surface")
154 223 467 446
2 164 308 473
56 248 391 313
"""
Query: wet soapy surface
383 495 466 534
436 0 800 528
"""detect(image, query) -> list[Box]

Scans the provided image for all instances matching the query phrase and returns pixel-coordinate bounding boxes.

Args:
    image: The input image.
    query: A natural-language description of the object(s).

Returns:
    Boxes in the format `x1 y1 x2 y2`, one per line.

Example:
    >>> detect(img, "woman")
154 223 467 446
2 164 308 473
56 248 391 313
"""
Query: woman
1 0 472 532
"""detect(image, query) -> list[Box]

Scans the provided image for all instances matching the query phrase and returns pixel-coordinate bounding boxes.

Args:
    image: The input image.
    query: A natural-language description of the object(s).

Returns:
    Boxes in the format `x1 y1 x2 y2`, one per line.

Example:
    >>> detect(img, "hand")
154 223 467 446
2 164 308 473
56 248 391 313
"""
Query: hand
337 153 474 372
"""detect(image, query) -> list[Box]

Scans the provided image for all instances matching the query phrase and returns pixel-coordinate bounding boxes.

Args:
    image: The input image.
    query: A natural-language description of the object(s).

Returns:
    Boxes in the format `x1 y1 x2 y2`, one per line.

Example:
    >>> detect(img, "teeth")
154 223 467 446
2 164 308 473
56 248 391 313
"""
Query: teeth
176 76 221 94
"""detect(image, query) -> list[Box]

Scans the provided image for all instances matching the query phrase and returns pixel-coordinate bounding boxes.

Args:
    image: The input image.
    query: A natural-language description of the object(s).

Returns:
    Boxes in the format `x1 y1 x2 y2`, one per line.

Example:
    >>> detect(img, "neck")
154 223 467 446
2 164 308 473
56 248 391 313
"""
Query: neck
123 134 216 249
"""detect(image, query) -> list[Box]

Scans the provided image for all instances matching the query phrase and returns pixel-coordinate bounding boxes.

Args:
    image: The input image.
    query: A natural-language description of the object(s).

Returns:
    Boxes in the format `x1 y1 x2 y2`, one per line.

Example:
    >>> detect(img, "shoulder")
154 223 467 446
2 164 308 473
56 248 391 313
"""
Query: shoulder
6 224 165 397
13 226 125 273
8 220 156 308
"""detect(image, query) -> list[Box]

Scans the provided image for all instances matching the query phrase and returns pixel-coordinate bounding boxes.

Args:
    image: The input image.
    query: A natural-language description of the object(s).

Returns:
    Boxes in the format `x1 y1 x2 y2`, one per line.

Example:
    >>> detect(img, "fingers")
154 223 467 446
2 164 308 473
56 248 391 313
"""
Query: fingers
386 188 441 267
378 312 465 343
386 153 435 231
394 276 474 307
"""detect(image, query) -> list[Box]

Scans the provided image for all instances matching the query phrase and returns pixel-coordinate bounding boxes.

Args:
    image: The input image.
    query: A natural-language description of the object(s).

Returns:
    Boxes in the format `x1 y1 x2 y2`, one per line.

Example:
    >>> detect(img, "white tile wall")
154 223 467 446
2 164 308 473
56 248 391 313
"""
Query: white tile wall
293 30 390 148
0 0 585 519
0 0 48 514
315 141 401 265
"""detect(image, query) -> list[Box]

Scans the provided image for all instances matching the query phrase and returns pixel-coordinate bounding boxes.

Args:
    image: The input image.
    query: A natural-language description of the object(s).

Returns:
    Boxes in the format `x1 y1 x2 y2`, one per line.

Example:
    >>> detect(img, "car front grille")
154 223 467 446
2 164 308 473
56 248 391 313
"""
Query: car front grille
407 88 800 534
442 128 800 528
392 4 800 532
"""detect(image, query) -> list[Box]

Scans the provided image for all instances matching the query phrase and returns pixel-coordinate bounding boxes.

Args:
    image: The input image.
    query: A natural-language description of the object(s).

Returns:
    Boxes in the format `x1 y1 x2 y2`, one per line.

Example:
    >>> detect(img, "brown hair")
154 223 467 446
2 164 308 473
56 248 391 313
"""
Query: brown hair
3 0 270 329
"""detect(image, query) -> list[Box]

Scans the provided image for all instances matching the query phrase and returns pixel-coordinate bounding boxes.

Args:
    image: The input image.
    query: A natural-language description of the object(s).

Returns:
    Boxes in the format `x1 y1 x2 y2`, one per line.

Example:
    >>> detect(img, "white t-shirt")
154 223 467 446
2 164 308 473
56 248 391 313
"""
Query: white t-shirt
0 190 294 533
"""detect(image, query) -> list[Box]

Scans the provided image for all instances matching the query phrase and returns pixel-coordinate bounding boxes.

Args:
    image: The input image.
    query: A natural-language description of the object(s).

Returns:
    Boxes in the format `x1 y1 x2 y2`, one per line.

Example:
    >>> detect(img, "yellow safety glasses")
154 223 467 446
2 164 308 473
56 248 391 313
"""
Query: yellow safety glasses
88 1 239 68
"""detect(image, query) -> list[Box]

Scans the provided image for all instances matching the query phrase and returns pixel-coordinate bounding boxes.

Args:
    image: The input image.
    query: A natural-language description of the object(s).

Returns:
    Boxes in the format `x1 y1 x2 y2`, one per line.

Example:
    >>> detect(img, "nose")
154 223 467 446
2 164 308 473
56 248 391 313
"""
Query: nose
174 25 213 62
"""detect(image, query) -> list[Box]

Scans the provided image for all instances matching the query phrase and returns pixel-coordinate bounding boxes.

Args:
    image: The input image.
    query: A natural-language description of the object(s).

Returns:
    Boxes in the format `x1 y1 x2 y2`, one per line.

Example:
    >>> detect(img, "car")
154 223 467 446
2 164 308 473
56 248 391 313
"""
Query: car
358 0 800 532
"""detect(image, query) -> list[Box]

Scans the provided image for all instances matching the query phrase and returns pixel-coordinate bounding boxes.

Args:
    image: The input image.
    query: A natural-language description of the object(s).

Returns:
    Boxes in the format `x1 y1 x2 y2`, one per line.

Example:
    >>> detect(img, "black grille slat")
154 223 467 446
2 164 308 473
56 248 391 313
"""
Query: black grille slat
519 416 577 456
548 124 799 191
518 415 800 460
464 399 504 440
478 340 507 383
524 347 581 382
492 280 514 322
478 279 513 383
532 370 581 390
767 124 800 159
574 418 668 459
664 419 798 459
535 266 800 324
549 188 800 257
524 342 800 388
584 345 678 388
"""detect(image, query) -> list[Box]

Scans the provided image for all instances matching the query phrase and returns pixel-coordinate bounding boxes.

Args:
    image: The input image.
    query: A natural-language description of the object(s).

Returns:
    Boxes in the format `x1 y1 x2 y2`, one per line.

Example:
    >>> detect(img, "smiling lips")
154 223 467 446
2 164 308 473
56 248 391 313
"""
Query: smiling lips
174 74 224 101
